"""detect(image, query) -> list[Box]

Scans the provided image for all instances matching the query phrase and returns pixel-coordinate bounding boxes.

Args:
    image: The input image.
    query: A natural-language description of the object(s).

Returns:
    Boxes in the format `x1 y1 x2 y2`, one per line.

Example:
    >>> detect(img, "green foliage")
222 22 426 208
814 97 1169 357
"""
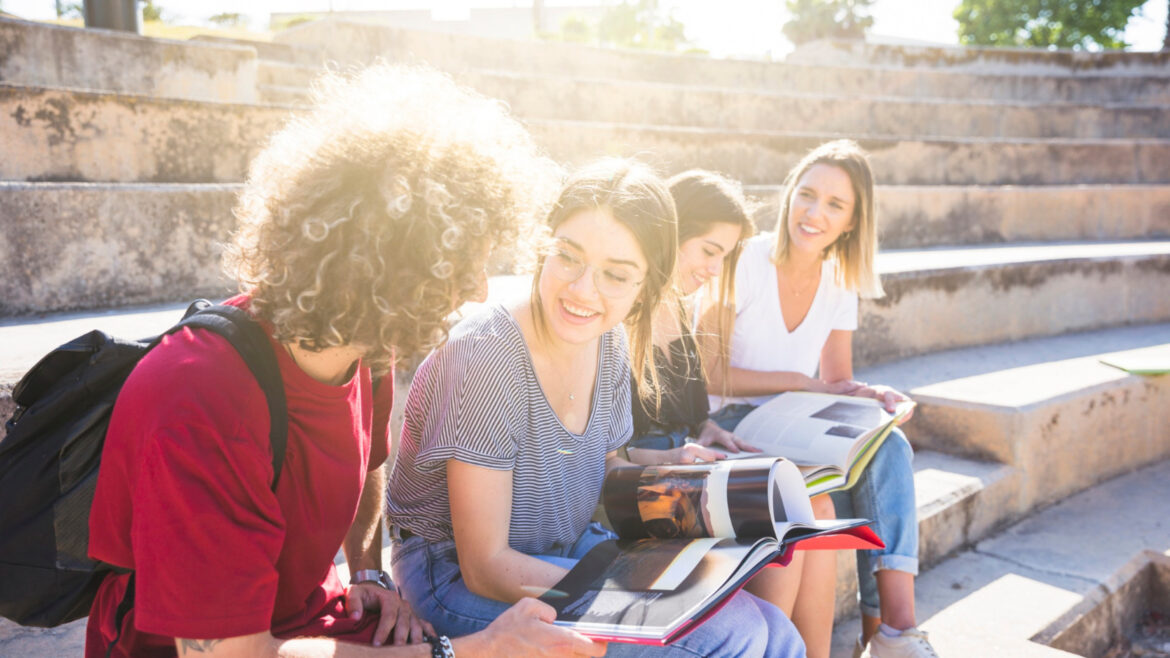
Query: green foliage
140 0 163 22
55 1 83 19
559 14 593 43
547 1 689 52
783 0 875 46
209 12 246 28
954 0 1146 50
272 14 318 31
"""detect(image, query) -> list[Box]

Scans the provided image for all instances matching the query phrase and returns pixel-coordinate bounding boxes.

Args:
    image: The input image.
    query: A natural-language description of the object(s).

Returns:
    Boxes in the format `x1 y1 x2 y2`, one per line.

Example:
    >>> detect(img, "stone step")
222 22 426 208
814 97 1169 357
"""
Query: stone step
0 84 291 183
276 19 1170 105
0 16 258 103
258 83 312 105
831 459 1170 657
792 38 1170 77
0 182 240 316
856 322 1170 513
5 181 1163 316
8 82 1170 187
190 35 324 67
257 60 320 88
527 120 1170 186
457 69 1170 140
744 184 1170 247
857 242 1170 366
830 451 1017 621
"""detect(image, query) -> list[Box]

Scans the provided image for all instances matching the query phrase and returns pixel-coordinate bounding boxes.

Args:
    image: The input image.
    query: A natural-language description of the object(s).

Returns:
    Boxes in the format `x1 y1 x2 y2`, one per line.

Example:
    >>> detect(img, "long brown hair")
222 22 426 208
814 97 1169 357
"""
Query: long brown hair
773 139 883 299
531 158 678 405
667 170 755 399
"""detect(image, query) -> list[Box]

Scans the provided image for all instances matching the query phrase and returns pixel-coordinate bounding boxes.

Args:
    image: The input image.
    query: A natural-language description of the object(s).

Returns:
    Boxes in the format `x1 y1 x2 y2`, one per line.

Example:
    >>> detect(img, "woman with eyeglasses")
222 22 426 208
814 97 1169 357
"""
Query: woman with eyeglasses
386 159 805 657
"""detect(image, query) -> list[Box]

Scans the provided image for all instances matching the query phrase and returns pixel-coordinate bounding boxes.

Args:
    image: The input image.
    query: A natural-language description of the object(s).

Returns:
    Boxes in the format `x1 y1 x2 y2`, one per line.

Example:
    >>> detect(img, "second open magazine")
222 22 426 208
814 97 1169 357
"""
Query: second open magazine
541 457 883 645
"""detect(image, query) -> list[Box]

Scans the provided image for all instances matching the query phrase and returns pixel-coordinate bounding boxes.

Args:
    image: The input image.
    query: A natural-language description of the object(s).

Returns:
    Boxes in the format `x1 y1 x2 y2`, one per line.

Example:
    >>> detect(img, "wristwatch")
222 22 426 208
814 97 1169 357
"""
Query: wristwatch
350 568 395 592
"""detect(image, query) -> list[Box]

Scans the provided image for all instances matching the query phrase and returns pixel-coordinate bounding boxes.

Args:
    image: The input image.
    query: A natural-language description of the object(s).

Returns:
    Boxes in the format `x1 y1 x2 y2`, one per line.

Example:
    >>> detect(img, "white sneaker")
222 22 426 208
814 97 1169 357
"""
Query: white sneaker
861 627 939 658
852 634 867 658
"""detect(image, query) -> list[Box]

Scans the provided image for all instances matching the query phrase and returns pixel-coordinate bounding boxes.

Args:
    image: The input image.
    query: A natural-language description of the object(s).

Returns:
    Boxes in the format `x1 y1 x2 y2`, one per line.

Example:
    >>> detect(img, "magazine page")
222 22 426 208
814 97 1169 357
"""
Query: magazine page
604 458 787 541
729 393 895 466
543 536 774 643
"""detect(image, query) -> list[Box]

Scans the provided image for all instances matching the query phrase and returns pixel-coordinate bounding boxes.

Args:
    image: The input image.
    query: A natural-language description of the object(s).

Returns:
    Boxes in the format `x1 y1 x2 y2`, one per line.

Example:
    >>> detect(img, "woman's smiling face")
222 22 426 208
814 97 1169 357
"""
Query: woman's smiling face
786 163 856 257
538 208 648 345
675 222 743 296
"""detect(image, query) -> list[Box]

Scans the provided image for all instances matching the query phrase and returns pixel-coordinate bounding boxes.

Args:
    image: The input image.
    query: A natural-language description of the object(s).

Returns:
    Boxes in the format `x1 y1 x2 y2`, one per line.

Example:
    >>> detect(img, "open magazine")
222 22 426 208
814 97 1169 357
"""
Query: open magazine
540 457 882 645
724 392 915 496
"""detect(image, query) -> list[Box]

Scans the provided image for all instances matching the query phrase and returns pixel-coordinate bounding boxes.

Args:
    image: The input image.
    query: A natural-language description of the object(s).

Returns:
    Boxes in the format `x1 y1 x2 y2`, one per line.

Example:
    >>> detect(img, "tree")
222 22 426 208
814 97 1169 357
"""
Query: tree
141 0 163 22
1163 0 1169 50
209 12 247 28
954 0 1146 50
595 1 690 51
783 0 875 46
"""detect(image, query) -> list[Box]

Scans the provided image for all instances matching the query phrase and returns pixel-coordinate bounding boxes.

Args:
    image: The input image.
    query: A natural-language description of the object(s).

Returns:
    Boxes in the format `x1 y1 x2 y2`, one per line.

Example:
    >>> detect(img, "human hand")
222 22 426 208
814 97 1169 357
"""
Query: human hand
345 581 435 646
813 378 866 396
693 419 761 455
479 598 607 656
667 442 727 464
848 383 915 422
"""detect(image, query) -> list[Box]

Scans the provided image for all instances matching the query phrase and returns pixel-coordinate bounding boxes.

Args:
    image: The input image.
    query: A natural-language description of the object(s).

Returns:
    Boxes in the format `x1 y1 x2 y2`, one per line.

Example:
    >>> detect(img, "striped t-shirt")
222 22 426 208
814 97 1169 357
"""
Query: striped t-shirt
386 304 633 555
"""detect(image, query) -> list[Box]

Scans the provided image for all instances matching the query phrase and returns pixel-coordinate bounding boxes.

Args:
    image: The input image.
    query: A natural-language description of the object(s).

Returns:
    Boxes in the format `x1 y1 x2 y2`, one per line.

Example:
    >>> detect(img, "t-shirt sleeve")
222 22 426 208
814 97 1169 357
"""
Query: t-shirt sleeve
607 328 635 452
832 289 859 332
127 344 285 639
414 334 524 472
369 372 395 470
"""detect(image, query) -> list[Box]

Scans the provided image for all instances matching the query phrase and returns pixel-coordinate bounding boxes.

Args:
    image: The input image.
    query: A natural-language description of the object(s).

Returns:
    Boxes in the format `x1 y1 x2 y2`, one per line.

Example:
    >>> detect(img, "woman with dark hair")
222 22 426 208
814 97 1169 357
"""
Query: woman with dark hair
387 159 805 657
703 141 937 658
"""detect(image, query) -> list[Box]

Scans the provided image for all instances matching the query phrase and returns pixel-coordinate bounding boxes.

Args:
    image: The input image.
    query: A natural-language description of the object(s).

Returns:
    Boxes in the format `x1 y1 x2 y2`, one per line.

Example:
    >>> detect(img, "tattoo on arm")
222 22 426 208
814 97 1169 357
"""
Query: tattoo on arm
179 639 223 654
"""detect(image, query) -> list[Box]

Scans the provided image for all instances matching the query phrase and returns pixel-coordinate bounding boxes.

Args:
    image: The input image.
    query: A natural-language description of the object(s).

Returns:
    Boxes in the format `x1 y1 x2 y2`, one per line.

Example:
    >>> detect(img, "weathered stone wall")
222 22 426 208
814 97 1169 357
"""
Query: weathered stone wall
0 17 259 103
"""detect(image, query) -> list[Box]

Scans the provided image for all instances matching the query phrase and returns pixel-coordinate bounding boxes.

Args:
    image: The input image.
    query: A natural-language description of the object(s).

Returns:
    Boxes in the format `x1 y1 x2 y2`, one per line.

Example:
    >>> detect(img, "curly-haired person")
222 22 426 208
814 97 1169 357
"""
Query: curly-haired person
84 64 603 658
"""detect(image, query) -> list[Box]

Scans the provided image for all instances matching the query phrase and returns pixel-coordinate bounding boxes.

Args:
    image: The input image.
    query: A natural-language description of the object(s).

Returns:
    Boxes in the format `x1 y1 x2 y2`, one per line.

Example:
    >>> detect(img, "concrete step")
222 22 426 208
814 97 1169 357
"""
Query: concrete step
276 19 1170 105
258 83 313 105
527 120 1170 186
831 458 1170 657
858 242 1170 366
831 451 1017 621
8 81 1170 187
745 184 1170 248
0 16 258 103
0 84 291 183
257 60 321 88
792 38 1170 77
458 69 1170 140
190 35 324 67
0 182 240 316
857 322 1170 513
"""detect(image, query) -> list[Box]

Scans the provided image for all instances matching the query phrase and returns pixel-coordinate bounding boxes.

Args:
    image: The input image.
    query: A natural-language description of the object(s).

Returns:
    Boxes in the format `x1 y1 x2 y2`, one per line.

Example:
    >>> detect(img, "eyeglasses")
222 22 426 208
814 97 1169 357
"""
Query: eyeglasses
545 247 644 299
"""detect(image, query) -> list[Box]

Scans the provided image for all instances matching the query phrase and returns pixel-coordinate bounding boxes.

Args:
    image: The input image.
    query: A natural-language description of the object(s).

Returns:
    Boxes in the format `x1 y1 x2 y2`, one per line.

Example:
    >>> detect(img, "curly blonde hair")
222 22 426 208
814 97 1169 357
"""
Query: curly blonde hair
225 64 559 373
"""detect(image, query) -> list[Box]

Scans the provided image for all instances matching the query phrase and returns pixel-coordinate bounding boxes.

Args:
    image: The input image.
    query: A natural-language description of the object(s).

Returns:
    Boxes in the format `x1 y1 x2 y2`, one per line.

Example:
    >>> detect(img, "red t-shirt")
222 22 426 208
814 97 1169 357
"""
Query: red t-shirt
85 297 392 657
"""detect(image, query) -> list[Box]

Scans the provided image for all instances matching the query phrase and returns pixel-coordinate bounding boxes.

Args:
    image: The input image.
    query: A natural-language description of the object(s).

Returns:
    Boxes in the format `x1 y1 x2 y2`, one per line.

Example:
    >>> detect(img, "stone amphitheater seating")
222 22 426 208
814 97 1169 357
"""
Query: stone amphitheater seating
1 15 1168 657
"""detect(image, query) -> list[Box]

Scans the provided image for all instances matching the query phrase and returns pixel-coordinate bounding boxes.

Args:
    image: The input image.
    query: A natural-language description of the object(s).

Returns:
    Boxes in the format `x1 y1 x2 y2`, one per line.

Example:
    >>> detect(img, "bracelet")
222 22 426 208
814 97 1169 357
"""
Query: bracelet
426 634 455 658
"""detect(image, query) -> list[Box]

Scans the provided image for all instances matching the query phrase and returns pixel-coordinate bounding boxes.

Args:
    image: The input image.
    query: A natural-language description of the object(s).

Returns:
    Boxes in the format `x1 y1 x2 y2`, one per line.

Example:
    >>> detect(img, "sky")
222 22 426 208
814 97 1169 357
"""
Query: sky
4 0 1168 58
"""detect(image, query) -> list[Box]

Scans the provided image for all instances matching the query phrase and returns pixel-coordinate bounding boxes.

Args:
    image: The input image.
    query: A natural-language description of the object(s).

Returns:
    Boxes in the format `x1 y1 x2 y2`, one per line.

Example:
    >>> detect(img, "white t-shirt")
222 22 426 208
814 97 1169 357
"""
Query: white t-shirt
709 234 858 410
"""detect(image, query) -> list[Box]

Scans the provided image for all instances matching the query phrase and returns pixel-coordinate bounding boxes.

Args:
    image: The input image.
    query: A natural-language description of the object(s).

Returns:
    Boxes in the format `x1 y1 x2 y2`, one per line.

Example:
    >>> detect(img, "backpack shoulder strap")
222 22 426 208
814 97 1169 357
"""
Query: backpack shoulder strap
170 302 289 492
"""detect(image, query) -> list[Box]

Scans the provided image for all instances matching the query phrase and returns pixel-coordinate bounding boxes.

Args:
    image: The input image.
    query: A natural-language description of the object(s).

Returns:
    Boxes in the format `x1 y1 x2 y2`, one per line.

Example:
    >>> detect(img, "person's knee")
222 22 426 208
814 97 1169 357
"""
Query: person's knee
810 493 836 520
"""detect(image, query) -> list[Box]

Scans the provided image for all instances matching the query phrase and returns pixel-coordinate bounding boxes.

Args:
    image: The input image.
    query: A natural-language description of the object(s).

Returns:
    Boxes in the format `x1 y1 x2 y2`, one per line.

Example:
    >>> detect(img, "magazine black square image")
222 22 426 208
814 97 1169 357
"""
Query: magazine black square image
810 401 883 427
825 424 865 439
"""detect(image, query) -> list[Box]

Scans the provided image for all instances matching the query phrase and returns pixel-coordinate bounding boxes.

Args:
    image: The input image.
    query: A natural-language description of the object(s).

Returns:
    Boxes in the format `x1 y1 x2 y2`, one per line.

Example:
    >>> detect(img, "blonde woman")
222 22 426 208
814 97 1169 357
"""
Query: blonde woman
703 141 938 658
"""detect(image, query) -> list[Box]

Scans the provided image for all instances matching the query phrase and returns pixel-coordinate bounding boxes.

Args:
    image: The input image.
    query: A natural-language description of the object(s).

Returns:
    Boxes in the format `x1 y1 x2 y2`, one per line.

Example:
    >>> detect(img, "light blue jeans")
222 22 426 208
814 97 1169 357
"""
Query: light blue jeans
390 521 806 657
711 403 919 618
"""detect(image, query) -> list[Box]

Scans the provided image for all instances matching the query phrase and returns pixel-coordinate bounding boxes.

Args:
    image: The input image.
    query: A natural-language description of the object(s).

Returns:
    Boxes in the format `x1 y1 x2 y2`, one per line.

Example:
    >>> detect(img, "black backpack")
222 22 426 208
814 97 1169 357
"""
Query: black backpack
0 300 288 629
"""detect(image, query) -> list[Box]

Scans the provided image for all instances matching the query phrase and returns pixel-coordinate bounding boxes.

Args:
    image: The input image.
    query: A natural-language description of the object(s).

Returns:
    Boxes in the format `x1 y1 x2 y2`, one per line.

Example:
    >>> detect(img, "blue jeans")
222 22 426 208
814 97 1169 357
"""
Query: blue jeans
391 521 805 657
710 403 919 619
627 425 691 451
